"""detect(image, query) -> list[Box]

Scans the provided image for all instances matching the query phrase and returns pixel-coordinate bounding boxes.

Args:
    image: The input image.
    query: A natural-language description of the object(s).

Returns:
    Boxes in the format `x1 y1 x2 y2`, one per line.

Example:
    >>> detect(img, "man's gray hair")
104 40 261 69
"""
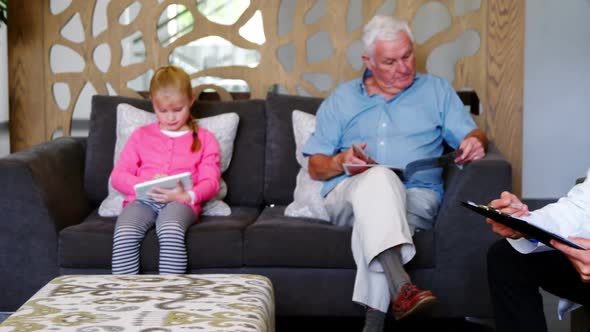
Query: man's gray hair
362 15 414 63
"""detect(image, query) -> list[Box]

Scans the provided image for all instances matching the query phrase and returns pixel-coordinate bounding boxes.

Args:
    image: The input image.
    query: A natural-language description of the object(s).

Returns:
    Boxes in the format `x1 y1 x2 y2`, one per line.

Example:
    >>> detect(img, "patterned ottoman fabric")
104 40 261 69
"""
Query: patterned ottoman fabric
0 274 275 332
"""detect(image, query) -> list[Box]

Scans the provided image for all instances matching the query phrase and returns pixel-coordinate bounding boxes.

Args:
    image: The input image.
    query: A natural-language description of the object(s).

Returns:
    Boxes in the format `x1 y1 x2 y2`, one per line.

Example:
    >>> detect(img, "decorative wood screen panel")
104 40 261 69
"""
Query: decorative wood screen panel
8 0 524 194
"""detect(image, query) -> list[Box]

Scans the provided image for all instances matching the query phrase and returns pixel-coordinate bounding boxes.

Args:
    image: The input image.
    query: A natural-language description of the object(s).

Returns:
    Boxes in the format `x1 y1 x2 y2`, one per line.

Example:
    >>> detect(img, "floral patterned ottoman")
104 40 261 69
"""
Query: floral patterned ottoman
0 274 275 332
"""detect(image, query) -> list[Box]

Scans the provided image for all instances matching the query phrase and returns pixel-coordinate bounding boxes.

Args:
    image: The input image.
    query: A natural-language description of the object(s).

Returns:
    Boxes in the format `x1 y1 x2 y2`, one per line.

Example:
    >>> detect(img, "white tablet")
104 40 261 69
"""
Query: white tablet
134 172 193 201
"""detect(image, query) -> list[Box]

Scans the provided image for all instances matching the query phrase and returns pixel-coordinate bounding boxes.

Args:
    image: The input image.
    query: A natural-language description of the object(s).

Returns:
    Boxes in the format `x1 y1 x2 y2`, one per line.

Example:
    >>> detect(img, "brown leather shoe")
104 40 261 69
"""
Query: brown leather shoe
392 282 437 320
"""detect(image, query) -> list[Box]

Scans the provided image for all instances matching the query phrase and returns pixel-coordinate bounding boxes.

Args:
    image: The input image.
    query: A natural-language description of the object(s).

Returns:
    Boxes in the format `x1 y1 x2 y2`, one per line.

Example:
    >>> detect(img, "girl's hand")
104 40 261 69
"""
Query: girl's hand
147 180 191 203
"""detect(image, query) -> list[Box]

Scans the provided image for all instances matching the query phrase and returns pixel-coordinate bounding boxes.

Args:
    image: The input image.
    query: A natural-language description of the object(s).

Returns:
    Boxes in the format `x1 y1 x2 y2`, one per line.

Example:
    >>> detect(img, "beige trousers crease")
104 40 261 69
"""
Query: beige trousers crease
324 166 419 312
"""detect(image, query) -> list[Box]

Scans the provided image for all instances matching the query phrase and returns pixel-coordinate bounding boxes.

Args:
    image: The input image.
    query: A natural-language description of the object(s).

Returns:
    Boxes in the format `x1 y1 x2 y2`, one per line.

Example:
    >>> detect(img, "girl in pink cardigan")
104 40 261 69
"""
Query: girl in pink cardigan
111 66 221 274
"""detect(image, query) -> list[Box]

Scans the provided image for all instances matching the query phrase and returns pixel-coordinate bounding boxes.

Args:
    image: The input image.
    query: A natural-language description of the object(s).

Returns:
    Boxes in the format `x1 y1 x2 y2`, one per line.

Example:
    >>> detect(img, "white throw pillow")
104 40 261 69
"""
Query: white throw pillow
284 110 330 221
98 103 239 217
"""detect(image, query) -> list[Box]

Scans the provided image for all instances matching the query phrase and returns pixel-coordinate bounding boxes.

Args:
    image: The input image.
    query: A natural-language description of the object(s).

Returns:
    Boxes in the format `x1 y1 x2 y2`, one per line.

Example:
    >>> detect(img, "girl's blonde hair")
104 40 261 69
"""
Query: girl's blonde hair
149 65 200 152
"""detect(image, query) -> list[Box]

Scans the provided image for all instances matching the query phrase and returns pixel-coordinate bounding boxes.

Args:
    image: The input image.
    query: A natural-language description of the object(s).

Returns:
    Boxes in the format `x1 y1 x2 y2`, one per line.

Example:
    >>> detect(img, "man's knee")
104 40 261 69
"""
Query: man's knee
406 188 439 220
359 166 402 189
350 167 405 208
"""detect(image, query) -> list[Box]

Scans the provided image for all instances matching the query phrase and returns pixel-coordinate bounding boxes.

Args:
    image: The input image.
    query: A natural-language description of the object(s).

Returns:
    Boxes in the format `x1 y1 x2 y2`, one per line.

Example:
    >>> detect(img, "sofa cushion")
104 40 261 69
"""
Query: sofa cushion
244 206 435 269
59 207 260 270
190 100 267 207
86 95 151 207
263 92 323 205
284 110 330 221
244 206 354 268
85 95 266 208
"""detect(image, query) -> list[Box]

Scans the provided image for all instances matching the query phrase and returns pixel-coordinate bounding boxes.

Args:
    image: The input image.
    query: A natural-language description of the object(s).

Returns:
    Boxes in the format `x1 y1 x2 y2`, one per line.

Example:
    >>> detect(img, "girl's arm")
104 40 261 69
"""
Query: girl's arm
111 130 143 195
191 130 221 204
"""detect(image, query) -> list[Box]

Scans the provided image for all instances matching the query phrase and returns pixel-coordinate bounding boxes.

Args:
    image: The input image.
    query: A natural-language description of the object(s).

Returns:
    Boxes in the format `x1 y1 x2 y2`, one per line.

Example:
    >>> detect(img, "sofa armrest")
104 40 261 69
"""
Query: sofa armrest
429 144 511 317
435 144 511 266
0 137 91 311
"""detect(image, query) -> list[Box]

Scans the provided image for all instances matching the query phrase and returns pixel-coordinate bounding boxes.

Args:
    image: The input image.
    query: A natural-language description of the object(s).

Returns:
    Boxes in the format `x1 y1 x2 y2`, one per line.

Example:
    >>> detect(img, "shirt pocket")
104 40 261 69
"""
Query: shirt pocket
393 103 441 137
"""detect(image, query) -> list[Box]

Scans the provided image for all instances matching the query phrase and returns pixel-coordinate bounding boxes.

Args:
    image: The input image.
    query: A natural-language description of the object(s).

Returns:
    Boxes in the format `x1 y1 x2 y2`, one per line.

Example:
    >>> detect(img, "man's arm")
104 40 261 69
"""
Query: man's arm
466 128 488 150
455 128 488 163
308 144 368 180
308 154 345 180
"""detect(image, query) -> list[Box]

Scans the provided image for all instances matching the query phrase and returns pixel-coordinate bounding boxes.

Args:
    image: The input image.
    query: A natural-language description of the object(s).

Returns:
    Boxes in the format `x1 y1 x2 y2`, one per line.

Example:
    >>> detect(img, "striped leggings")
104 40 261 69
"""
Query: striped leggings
112 201 196 275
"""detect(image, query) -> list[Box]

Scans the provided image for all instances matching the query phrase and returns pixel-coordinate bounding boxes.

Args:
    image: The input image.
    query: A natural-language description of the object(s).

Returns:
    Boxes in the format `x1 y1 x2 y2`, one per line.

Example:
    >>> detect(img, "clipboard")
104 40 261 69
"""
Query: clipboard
461 200 587 250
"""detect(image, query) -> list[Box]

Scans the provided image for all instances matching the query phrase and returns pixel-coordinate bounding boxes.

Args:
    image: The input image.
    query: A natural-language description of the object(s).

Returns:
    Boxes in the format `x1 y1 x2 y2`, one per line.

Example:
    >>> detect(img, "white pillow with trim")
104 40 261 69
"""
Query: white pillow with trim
284 110 330 221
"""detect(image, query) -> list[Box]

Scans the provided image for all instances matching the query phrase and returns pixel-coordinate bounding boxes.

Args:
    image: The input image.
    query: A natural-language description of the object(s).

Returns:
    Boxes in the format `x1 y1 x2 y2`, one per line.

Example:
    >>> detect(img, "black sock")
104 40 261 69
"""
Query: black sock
376 247 410 299
362 308 385 332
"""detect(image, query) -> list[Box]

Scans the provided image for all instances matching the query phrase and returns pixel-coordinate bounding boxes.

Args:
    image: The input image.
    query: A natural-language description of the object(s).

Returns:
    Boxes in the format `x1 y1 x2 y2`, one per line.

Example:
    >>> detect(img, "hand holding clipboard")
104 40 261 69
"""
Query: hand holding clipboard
461 201 587 250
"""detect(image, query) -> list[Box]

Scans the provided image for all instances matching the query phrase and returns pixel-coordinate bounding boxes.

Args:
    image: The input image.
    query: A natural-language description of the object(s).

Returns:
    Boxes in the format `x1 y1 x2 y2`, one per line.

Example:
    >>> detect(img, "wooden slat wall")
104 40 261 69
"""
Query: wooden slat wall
8 0 46 149
487 0 524 195
7 0 524 194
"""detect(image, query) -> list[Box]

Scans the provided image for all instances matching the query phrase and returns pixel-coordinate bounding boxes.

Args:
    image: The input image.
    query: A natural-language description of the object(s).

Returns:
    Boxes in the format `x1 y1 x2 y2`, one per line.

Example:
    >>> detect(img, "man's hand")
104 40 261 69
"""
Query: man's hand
351 143 377 164
552 238 590 283
486 191 529 239
339 143 370 176
455 136 485 163
309 143 369 179
455 129 487 164
147 180 191 203
347 143 371 163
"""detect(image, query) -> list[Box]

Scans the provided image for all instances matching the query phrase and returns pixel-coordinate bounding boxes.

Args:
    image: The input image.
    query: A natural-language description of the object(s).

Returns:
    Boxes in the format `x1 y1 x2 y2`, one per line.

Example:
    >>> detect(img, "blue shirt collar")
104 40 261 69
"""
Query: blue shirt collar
358 69 422 99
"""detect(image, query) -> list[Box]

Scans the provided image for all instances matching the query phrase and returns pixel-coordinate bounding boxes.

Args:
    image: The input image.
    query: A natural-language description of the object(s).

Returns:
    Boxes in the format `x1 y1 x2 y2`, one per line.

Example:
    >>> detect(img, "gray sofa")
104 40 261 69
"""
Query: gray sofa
0 92 510 319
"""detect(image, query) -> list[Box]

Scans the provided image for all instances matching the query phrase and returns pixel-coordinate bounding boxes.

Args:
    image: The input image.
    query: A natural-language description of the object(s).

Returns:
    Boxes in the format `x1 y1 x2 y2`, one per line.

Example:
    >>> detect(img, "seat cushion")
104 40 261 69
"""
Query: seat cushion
59 207 260 270
244 206 434 269
244 206 354 268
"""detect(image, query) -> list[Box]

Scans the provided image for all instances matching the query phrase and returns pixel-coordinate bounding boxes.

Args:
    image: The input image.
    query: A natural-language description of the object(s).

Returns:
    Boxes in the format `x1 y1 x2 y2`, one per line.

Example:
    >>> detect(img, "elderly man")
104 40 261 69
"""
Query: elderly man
303 15 487 331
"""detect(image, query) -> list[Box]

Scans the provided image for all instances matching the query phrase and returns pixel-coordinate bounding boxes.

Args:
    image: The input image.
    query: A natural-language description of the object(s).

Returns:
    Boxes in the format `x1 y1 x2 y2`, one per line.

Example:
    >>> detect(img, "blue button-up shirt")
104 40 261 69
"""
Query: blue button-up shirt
303 71 477 201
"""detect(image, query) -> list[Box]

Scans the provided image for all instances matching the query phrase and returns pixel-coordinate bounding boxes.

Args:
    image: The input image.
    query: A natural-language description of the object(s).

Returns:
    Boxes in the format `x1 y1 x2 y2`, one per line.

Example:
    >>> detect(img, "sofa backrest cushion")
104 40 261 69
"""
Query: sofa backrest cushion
263 92 323 205
85 95 266 208
86 95 147 206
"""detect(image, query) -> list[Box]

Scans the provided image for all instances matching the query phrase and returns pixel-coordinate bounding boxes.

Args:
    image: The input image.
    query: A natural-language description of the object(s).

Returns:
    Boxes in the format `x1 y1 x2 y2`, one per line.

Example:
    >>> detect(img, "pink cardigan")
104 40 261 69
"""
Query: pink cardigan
111 122 221 217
